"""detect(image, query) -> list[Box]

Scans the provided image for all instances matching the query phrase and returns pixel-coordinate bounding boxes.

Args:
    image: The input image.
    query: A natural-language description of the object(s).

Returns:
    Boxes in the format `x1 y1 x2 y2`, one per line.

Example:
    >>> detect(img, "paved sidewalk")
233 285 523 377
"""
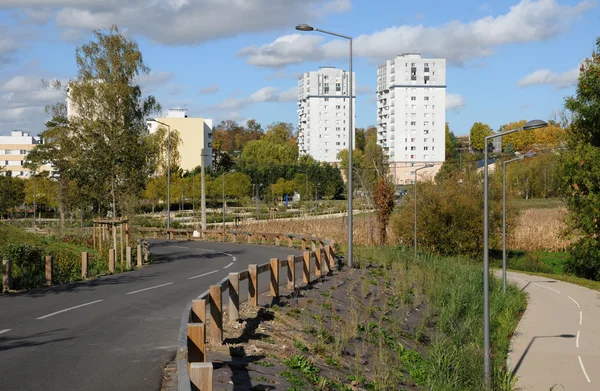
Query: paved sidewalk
505 271 600 390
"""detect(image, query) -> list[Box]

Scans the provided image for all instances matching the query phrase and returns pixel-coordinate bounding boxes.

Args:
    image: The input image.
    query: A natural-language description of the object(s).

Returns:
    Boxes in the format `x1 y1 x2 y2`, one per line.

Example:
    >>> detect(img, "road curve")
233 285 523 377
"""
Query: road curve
0 240 301 391
506 270 600 390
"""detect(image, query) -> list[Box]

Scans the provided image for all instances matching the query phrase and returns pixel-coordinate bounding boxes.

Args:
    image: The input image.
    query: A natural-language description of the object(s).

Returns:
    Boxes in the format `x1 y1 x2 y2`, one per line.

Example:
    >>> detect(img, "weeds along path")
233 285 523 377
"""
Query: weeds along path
505 270 600 390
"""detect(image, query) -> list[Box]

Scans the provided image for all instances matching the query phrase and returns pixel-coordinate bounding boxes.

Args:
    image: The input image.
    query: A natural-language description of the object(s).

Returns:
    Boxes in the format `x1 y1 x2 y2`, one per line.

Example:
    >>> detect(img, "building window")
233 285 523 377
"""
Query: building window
324 98 329 101
207 143 212 148
336 105 341 109
410 121 416 126
411 146 416 151
336 142 340 146
424 96 429 101
411 96 416 101
424 146 428 151
208 133 213 138
336 82 341 92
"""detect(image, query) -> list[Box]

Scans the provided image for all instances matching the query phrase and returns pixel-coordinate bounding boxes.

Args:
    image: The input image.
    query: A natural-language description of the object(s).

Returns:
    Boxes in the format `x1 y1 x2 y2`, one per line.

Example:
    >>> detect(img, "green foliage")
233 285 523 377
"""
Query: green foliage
373 178 395 244
506 152 561 199
392 169 514 257
559 37 600 281
445 123 458 159
0 173 25 218
469 122 493 152
239 139 299 170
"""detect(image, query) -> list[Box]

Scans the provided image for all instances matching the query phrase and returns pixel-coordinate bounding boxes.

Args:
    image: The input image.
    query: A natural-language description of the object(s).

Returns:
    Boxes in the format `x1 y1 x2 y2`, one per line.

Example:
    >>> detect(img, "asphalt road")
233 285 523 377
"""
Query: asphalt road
506 271 600 390
0 240 301 391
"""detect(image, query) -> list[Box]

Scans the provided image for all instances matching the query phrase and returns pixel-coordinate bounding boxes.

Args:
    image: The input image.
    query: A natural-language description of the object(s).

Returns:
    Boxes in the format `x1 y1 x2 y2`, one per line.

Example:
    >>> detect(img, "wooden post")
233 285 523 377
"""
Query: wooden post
136 244 142 268
99 224 103 253
311 240 316 251
189 362 213 391
301 238 306 250
270 258 279 298
261 234 266 245
120 222 124 265
275 236 280 246
218 232 223 242
192 298 207 324
2 259 12 293
315 249 322 277
326 244 335 271
126 246 132 269
288 237 293 248
45 255 53 285
248 264 258 307
153 231 157 239
81 252 88 279
92 224 96 250
303 251 310 284
125 222 129 250
143 243 148 263
209 285 223 344
247 233 252 244
228 273 239 323
321 248 330 274
232 233 237 243
186 231 190 240
187 323 206 363
169 231 174 240
109 249 115 274
287 255 295 290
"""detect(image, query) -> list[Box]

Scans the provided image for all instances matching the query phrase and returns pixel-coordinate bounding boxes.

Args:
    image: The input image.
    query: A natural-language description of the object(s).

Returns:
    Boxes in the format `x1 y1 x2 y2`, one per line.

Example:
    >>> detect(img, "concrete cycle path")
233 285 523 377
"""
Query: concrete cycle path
506 270 600 390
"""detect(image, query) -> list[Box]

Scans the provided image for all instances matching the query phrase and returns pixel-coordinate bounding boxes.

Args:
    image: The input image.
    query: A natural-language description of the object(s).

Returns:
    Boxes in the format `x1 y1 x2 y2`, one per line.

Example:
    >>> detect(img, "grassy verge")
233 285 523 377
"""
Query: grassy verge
351 246 527 391
0 222 136 290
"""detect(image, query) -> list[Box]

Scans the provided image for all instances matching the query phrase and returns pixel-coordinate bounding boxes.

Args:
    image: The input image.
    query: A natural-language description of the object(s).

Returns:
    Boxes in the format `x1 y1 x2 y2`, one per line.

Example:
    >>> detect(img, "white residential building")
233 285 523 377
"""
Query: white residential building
0 131 50 177
297 67 356 163
376 54 446 184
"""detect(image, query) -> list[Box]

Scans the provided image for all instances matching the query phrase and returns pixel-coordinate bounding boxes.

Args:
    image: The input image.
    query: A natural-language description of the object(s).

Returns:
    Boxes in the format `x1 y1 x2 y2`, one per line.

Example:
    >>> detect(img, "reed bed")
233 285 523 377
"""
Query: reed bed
508 207 572 251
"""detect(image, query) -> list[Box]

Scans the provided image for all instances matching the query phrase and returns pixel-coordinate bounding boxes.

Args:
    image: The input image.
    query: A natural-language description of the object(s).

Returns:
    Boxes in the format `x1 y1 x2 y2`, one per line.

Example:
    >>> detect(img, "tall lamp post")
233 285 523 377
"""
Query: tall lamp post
296 23 354 267
483 120 547 386
414 164 433 257
148 118 172 230
32 170 37 229
502 152 536 293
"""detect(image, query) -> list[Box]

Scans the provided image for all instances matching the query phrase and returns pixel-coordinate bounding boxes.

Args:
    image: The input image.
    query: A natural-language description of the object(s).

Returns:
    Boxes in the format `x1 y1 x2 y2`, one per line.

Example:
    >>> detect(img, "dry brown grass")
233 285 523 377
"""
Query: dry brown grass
240 205 572 252
508 207 572 251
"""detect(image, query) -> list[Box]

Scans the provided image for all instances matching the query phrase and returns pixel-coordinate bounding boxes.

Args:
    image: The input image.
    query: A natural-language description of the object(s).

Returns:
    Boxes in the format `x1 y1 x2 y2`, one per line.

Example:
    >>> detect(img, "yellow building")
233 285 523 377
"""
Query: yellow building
0 131 52 177
148 109 213 172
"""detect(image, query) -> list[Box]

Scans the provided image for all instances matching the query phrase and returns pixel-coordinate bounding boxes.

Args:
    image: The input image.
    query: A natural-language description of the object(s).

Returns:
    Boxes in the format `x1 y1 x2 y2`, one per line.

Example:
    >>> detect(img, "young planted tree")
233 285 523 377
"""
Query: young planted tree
469 122 493 152
373 177 395 244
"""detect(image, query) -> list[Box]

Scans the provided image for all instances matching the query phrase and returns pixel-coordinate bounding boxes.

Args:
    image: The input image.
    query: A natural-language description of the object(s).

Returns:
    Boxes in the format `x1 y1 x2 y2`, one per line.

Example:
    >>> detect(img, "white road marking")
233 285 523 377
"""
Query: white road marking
0 329 11 335
580 311 583 325
568 296 581 308
576 330 580 348
37 300 104 320
510 276 527 282
534 283 560 294
126 282 174 295
223 262 234 269
232 257 237 262
578 356 591 383
171 246 189 249
188 270 219 280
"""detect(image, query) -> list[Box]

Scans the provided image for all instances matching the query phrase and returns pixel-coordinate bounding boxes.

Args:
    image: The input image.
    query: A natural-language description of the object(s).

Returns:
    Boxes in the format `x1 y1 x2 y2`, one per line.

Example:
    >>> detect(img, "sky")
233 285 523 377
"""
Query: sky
0 0 597 137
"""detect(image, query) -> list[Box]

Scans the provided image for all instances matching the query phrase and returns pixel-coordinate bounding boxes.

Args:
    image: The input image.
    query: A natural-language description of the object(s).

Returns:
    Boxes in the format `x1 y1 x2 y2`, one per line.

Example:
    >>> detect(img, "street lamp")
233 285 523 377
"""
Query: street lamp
483 119 547 386
296 23 354 267
147 118 172 230
414 164 433 257
502 152 536 293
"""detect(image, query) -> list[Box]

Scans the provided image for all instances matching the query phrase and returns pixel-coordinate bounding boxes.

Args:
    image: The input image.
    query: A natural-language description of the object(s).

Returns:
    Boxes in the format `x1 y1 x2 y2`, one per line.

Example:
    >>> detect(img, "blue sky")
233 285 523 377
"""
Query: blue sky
0 0 597 136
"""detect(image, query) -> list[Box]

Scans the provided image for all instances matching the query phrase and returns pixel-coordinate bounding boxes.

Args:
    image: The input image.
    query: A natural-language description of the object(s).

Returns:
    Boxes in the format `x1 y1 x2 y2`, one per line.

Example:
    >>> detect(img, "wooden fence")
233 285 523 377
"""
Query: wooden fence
138 228 338 391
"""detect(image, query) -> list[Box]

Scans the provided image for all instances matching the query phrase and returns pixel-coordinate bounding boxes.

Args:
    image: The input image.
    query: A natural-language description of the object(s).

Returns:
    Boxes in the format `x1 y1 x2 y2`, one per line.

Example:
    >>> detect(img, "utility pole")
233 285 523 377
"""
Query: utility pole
201 148 207 230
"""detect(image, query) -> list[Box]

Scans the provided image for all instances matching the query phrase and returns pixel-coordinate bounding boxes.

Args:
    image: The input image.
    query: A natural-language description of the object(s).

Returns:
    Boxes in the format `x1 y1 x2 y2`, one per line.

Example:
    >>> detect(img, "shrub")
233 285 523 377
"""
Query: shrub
391 170 516 258
6 244 47 290
564 238 600 281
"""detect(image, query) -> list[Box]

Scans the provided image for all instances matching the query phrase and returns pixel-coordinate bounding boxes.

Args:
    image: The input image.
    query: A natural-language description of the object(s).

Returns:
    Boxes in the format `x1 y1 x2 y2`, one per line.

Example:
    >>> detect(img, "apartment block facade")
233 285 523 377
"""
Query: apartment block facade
147 109 213 172
0 131 51 177
376 54 446 184
297 67 356 163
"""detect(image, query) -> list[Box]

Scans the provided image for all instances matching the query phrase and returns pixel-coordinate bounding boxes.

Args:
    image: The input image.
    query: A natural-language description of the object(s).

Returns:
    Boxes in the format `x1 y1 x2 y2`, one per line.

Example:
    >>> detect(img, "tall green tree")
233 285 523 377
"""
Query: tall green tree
445 122 458 159
559 37 600 280
469 122 493 152
67 25 161 217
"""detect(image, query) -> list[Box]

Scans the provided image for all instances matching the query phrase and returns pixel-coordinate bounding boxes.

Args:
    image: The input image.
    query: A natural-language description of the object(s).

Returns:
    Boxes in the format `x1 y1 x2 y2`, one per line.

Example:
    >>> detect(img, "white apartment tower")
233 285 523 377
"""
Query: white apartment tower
376 54 446 184
297 67 356 163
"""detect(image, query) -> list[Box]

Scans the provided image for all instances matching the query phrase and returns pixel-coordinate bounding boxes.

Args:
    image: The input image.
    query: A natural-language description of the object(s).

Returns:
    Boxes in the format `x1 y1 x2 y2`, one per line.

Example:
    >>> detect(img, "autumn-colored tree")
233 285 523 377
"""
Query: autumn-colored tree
469 122 493 152
373 177 395 244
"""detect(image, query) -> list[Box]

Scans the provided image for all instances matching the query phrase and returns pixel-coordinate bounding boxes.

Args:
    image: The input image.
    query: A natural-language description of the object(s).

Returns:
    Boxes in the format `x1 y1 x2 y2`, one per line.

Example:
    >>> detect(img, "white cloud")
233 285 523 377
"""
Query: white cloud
1 0 350 45
266 70 302 80
0 75 66 134
211 86 296 111
517 66 579 89
198 84 219 95
446 93 466 111
238 0 593 67
137 71 174 92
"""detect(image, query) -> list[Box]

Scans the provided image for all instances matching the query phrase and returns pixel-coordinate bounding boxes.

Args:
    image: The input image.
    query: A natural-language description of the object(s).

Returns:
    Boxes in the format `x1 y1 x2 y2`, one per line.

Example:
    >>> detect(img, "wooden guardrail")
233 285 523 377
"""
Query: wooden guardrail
168 230 337 391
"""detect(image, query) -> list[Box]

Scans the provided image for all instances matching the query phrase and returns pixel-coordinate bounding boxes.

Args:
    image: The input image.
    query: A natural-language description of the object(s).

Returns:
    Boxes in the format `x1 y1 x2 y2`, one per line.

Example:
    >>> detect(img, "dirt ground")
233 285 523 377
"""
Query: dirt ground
163 261 434 391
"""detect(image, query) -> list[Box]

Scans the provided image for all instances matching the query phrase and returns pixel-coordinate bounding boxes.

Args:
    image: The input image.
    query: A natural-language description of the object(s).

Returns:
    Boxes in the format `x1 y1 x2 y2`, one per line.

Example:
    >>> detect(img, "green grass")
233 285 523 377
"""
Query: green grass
491 250 569 275
353 246 527 391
